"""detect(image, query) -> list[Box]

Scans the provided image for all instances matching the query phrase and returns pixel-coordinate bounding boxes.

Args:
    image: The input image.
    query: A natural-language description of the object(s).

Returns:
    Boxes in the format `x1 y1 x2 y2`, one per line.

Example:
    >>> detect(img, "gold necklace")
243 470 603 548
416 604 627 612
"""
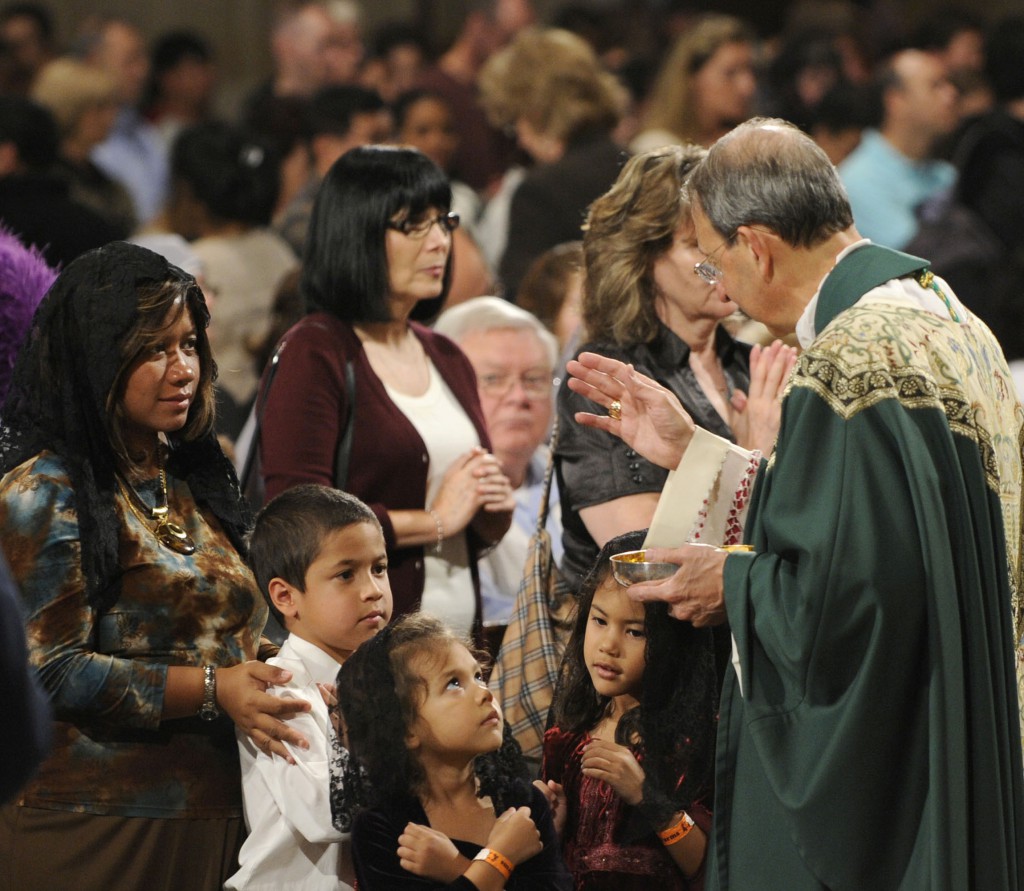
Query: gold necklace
118 457 196 556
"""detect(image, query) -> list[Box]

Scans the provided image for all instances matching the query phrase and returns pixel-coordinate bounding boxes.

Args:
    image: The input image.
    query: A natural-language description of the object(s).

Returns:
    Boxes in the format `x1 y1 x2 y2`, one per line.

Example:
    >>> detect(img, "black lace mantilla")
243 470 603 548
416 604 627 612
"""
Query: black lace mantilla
0 241 250 611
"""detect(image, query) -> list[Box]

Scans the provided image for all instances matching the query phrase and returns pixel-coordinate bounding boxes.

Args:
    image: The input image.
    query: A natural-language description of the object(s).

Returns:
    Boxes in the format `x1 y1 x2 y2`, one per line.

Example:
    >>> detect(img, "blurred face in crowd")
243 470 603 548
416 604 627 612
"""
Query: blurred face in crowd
324 17 364 84
76 99 120 150
890 50 959 139
693 40 757 134
384 42 426 97
398 96 458 172
1 13 50 75
943 28 984 74
475 0 535 57
276 4 332 94
313 109 392 176
96 21 149 106
160 55 217 113
494 0 535 40
458 326 553 480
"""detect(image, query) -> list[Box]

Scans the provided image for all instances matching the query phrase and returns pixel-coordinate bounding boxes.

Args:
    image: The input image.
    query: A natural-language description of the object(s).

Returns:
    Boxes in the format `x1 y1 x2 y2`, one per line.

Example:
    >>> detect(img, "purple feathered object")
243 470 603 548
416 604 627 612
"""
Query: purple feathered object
0 226 58 406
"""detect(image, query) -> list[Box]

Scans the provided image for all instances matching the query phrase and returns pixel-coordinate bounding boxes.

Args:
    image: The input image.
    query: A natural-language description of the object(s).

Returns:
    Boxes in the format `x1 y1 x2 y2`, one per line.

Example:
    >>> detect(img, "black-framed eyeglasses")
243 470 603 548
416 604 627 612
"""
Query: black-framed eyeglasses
387 212 460 239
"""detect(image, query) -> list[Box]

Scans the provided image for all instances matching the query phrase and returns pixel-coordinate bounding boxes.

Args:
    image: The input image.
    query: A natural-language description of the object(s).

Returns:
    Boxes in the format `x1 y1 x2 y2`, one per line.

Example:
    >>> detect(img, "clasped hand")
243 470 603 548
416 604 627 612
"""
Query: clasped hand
579 737 646 806
430 447 515 535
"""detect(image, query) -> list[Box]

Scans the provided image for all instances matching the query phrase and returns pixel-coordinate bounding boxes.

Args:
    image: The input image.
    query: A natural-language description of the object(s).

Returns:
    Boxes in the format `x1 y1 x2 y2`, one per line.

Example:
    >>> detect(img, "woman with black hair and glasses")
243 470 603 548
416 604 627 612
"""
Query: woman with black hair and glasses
258 145 514 643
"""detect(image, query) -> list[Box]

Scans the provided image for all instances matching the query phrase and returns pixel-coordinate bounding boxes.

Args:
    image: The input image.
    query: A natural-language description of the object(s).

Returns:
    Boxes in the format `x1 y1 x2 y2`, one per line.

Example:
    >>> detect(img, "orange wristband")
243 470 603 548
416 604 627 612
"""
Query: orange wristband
658 811 696 846
474 847 514 879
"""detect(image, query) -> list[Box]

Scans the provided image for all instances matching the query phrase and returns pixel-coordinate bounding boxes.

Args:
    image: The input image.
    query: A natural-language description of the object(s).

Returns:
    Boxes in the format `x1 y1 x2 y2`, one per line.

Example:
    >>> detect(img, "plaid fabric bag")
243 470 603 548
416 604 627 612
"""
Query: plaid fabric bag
491 419 574 764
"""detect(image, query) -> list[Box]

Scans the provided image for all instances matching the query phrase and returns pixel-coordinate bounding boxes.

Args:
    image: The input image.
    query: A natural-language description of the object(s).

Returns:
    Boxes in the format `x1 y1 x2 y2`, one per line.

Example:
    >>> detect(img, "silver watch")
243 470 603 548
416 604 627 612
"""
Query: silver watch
198 664 220 721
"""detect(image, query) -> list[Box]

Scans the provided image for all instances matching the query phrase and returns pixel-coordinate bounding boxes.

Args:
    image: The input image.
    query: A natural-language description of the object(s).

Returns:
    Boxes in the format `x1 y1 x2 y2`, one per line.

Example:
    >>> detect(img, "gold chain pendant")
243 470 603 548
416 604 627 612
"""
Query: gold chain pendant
119 463 197 556
152 504 196 555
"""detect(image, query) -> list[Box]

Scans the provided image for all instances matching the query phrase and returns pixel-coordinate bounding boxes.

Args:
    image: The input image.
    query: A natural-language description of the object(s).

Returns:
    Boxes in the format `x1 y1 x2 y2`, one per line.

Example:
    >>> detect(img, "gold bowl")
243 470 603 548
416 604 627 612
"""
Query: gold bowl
610 549 677 587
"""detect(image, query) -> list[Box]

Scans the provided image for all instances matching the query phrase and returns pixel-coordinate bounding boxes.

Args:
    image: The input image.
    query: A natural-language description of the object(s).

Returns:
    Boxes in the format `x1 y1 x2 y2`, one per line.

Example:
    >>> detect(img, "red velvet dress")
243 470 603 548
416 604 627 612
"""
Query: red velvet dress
542 727 711 891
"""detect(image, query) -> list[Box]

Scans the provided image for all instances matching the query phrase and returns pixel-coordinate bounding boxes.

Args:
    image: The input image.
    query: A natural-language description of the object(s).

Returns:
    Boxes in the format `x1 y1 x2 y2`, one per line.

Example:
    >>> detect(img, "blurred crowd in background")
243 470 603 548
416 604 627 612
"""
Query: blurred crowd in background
0 0 1022 429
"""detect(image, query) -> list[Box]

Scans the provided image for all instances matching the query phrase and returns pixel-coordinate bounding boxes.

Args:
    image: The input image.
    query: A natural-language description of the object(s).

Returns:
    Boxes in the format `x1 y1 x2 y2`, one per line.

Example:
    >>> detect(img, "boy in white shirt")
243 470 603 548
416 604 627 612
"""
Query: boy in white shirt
227 485 392 891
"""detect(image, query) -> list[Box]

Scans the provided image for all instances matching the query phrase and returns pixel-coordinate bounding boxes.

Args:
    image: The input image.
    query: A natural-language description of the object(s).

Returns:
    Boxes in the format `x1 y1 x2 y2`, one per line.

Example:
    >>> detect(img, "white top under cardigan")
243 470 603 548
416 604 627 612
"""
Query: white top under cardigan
386 362 479 637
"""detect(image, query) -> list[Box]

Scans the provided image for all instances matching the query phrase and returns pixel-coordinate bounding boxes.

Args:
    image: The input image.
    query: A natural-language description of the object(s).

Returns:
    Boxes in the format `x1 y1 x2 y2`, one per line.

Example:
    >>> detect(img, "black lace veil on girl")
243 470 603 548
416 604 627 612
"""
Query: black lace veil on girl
0 241 251 612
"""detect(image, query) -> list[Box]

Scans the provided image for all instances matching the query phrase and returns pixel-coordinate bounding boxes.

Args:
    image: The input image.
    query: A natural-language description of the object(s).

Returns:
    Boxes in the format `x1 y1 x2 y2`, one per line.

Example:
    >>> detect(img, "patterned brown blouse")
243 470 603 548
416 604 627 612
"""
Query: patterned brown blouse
0 451 265 818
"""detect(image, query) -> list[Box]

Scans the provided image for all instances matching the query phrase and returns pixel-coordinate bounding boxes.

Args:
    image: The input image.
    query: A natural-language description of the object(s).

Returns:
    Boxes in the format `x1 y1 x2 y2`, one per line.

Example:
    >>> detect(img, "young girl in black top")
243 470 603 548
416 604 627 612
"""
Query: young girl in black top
337 613 571 890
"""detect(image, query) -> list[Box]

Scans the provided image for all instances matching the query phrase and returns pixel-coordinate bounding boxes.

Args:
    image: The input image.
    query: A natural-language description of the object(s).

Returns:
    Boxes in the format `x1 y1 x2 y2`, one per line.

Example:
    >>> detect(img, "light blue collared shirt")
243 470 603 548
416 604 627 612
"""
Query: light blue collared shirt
91 107 169 226
479 447 563 626
838 129 956 250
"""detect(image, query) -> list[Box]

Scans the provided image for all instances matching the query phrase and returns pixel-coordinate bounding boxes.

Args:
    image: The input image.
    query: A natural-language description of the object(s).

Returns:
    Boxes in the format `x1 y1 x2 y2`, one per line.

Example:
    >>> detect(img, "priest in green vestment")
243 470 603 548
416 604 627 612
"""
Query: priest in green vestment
565 118 1024 891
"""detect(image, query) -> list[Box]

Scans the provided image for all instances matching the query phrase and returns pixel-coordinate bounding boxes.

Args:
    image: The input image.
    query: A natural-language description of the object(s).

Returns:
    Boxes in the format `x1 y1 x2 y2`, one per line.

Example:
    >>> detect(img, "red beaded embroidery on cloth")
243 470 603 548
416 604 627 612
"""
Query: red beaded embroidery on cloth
690 451 760 545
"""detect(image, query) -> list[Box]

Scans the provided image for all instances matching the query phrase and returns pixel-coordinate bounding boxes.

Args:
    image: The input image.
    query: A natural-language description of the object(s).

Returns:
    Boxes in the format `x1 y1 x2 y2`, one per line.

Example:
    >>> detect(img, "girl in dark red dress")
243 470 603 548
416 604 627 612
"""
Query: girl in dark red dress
537 529 718 890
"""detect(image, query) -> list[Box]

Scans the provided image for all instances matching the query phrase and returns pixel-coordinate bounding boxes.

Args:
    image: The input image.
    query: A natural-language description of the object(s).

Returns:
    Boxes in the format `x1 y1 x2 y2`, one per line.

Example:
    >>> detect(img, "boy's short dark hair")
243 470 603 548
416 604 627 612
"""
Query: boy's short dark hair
247 484 381 626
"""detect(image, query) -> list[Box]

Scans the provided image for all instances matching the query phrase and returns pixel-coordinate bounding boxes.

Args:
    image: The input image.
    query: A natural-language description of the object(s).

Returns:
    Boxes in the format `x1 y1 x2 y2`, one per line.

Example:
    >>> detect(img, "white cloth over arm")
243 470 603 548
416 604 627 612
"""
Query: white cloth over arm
643 426 761 550
642 426 762 696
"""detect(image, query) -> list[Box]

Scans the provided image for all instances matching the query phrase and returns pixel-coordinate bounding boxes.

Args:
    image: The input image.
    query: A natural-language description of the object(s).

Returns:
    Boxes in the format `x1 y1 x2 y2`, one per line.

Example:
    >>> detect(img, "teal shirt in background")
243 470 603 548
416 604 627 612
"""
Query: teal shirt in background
838 129 956 250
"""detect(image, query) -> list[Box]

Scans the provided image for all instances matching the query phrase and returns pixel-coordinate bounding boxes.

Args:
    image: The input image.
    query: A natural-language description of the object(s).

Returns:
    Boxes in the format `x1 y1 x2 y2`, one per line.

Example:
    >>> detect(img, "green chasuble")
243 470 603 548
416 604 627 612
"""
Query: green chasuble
710 245 1024 890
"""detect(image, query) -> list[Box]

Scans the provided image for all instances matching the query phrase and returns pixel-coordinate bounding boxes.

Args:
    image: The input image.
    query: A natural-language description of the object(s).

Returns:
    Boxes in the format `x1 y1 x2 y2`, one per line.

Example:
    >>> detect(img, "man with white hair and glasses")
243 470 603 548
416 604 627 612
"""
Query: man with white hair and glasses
434 296 561 640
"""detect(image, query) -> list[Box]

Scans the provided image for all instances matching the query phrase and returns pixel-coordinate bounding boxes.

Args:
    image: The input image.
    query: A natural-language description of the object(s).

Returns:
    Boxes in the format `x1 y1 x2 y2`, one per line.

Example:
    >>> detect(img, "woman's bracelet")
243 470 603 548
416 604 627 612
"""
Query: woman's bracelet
658 811 696 846
473 847 514 879
427 508 444 555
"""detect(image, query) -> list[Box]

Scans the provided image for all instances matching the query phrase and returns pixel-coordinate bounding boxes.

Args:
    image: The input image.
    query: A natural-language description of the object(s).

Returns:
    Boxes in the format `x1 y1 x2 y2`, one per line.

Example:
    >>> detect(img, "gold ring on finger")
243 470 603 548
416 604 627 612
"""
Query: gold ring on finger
608 400 622 421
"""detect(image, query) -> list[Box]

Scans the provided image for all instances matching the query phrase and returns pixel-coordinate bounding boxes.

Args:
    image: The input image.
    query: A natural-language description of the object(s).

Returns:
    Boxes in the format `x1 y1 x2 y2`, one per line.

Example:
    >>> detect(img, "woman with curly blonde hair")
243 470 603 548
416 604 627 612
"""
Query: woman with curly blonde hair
632 15 757 152
555 144 794 590
479 27 627 299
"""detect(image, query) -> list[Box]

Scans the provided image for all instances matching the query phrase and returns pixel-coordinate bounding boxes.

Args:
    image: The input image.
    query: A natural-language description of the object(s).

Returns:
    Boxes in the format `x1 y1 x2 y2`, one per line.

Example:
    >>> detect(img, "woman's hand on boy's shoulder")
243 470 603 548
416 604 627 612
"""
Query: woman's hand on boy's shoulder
397 823 467 883
220 661 312 763
532 779 567 838
580 738 645 806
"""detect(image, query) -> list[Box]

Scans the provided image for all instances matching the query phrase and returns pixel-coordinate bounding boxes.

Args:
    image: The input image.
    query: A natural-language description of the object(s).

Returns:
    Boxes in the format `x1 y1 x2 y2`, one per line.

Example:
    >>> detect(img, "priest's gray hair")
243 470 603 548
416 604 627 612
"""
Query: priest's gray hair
686 117 854 248
433 296 559 369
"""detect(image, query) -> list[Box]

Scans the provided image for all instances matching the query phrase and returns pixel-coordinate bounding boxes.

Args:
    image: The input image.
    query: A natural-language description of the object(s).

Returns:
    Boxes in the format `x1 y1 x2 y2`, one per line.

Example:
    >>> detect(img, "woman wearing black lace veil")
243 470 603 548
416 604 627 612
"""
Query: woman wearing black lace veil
0 242 308 890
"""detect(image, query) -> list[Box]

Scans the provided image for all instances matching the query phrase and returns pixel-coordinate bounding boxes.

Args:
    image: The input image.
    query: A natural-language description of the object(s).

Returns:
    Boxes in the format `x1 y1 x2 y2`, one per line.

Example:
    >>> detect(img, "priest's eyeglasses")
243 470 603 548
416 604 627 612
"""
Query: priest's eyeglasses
388 212 460 239
693 238 730 285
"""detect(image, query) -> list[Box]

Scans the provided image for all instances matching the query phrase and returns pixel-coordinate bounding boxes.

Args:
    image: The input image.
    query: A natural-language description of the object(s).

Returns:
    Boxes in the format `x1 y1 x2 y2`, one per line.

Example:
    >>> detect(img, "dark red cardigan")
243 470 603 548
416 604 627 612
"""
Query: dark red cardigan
259 311 491 625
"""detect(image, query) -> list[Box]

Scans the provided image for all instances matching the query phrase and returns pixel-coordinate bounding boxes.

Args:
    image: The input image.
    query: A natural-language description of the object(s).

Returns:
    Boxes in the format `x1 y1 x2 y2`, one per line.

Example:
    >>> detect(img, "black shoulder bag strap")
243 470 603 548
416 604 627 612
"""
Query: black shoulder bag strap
239 338 357 497
238 338 288 497
333 361 356 491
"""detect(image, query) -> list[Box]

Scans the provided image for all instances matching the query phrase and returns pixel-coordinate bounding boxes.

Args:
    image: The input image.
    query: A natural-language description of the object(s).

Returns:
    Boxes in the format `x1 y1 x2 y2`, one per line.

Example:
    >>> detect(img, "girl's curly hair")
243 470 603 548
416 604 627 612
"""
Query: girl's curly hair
337 613 530 815
550 529 718 829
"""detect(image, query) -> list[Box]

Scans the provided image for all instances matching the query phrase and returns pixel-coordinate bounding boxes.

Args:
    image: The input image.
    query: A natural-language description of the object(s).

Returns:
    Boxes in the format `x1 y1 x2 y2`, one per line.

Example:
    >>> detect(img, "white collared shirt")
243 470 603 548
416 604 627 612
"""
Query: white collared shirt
226 635 354 891
795 239 968 350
